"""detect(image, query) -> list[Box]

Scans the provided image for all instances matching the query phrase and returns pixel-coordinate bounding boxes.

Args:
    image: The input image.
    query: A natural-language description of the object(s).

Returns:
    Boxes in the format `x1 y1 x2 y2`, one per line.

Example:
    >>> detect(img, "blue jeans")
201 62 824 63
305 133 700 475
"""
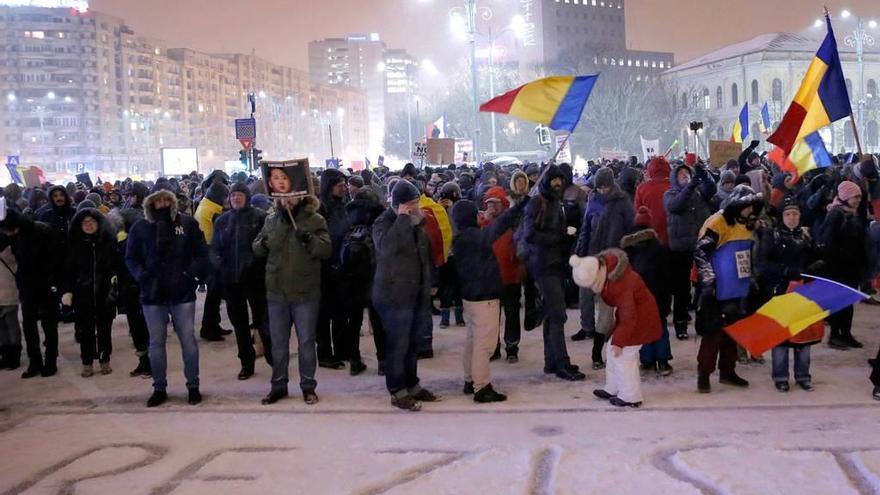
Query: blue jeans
268 299 319 393
771 345 811 383
375 301 423 396
640 318 673 363
143 302 199 392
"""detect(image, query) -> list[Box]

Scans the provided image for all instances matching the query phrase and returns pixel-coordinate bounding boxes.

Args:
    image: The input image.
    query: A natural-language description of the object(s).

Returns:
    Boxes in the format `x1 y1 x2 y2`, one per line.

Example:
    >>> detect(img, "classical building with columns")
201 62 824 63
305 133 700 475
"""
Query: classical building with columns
663 28 880 155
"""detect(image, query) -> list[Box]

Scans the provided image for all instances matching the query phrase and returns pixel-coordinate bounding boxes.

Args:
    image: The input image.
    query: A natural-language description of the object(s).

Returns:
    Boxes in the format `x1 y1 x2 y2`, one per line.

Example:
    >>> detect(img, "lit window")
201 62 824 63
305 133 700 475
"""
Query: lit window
57 32 64 39
24 31 45 39
659 61 665 68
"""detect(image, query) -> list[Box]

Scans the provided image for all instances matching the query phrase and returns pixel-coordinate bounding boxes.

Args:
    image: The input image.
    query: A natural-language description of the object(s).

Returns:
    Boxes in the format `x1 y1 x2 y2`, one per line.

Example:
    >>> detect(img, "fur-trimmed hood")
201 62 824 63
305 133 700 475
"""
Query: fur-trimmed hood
620 228 658 250
143 190 178 223
597 248 629 282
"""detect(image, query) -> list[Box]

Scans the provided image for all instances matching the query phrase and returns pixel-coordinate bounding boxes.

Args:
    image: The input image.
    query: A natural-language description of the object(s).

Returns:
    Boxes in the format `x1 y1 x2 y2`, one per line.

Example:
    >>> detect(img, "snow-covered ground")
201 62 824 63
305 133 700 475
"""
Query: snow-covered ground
1 298 879 494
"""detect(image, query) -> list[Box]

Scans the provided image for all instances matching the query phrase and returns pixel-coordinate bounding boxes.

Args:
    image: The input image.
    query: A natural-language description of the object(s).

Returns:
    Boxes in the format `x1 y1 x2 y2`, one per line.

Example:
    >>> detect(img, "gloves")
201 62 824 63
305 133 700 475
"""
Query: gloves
749 140 760 150
566 226 577 236
61 293 73 306
295 229 312 244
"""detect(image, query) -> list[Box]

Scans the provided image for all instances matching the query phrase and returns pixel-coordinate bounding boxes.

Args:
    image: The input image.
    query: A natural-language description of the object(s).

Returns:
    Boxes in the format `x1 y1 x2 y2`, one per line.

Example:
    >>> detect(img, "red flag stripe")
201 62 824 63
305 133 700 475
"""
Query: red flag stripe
479 85 524 114
767 101 808 154
725 313 792 356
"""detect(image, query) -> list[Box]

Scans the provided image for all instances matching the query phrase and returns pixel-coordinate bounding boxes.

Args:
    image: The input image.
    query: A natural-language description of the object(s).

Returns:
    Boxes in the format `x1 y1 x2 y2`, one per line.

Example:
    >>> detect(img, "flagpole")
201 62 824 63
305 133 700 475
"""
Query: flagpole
849 112 864 156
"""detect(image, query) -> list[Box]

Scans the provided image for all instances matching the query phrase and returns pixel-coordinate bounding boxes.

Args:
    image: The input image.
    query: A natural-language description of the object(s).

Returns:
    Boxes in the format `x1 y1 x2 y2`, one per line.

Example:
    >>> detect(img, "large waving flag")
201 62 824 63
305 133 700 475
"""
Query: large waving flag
725 276 867 356
479 75 599 133
730 103 749 143
768 131 832 179
760 102 772 135
768 14 851 154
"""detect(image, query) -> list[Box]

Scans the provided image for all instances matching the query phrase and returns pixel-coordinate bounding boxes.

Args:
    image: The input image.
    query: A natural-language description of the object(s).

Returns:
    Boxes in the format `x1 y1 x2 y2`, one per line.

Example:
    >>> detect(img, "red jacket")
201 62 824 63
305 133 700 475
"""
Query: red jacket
480 186 521 284
598 248 662 347
633 157 671 245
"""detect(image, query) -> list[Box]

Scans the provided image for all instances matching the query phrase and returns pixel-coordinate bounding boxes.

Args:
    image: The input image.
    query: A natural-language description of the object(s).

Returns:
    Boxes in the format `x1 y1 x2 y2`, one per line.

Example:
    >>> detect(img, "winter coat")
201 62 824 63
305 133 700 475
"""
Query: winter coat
420 194 452 262
620 228 670 317
194 197 224 243
479 187 521 285
371 207 433 308
452 199 526 301
36 185 75 249
0 246 19 306
694 212 756 302
596 248 662 347
0 209 62 297
210 206 267 288
252 196 332 303
664 164 713 253
341 196 385 300
319 196 351 267
756 224 817 296
64 209 120 312
868 221 880 279
522 165 568 278
633 158 671 245
817 206 866 286
576 185 634 256
125 190 210 306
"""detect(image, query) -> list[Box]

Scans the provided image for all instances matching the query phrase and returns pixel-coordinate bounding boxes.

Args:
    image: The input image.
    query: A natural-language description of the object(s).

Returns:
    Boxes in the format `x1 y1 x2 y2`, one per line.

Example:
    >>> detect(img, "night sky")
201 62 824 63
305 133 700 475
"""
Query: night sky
91 0 878 71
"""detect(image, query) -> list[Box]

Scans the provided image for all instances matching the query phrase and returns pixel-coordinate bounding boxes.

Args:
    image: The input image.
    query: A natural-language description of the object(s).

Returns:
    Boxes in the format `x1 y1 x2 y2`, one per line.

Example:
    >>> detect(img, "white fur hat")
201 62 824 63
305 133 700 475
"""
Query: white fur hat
570 255 600 289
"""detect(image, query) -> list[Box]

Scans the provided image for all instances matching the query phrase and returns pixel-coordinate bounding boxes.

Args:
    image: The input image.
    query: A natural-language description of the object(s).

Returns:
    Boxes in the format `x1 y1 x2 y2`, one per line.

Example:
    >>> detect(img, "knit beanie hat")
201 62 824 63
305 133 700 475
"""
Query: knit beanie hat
859 159 879 180
634 206 652 227
781 197 800 213
594 167 615 189
229 181 252 202
205 182 229 205
391 179 420 209
837 180 862 201
348 175 365 188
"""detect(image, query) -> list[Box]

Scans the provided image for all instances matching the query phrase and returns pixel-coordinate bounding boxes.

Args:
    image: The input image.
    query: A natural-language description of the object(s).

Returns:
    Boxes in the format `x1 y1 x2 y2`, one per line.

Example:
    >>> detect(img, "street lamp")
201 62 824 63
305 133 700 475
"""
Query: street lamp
840 10 876 150
450 0 492 164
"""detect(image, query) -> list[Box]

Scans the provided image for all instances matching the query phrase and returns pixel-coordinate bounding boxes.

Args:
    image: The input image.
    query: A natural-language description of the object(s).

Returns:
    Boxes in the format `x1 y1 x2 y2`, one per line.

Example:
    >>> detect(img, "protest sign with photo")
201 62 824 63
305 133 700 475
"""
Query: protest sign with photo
261 159 312 198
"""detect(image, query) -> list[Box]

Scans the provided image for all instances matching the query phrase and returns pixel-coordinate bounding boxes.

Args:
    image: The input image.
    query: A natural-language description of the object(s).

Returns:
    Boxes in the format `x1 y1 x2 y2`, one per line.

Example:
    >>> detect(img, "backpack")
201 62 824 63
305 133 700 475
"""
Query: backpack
340 225 373 281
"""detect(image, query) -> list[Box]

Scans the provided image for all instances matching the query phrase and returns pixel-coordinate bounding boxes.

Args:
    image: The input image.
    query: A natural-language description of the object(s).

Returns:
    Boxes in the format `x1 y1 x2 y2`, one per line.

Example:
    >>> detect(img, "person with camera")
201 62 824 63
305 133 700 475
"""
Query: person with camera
663 161 716 340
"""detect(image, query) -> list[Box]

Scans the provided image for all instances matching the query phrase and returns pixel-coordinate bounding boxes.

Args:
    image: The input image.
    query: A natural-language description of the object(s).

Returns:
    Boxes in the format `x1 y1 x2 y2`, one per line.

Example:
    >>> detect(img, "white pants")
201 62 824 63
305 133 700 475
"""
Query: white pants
603 342 643 403
462 299 501 391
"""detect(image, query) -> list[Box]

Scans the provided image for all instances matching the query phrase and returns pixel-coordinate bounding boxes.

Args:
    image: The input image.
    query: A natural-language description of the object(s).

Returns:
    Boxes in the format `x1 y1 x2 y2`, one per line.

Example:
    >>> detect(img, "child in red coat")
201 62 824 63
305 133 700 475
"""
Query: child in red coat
570 248 661 407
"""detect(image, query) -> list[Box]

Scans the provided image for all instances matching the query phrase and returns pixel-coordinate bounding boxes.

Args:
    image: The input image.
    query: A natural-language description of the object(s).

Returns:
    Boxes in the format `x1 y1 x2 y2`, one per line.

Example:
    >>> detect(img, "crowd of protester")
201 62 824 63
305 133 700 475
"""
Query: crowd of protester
1 140 879 410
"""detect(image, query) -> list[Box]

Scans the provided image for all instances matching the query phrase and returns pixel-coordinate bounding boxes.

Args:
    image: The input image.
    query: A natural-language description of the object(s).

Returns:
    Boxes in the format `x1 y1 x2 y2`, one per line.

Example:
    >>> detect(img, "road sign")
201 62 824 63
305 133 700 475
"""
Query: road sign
239 138 254 151
6 155 19 167
235 118 256 139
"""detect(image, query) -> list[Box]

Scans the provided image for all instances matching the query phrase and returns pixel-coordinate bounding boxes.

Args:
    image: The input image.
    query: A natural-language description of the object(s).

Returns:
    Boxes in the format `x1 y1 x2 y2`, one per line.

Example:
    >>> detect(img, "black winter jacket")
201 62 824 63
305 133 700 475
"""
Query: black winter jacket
64 209 120 310
210 206 267 288
372 208 433 308
0 209 62 297
522 165 568 277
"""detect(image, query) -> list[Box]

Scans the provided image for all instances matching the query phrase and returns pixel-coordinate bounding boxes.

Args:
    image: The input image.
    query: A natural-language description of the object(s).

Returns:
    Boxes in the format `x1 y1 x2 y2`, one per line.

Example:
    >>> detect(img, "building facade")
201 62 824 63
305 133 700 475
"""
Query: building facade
309 34 387 156
518 0 674 75
663 30 880 154
0 5 369 178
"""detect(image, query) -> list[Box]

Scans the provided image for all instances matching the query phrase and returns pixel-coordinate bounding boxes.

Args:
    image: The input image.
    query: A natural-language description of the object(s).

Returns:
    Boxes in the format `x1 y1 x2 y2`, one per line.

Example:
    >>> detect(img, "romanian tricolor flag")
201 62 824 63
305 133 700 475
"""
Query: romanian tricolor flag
479 75 599 133
725 276 867 356
767 14 851 155
760 102 772 135
730 103 748 143
767 131 832 180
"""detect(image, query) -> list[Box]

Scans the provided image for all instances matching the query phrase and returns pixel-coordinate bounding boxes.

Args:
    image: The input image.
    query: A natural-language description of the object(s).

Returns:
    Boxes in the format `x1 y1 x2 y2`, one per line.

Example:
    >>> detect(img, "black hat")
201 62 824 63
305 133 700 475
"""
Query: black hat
391 179 420 209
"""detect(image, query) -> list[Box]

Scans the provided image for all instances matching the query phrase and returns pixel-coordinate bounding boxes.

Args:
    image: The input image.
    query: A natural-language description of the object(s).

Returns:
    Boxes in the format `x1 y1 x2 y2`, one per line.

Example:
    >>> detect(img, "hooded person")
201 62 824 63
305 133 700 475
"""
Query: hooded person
37 185 75 251
192 180 231 342
818 180 867 350
339 190 388 376
119 182 150 232
573 166 635 367
633 156 672 246
617 166 642 204
371 179 440 411
316 168 352 370
24 188 48 218
62 208 120 377
0 208 63 377
452 195 529 402
710 170 737 212
509 170 530 205
693 184 763 393
521 164 585 381
436 180 465 329
570 248 662 408
663 162 715 340
211 181 271 380
253 192 331 407
125 190 211 407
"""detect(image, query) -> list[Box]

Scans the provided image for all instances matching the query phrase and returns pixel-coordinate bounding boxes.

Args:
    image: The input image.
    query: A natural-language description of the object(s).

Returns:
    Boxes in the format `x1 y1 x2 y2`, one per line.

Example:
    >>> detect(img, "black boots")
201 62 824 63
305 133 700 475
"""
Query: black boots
571 329 594 341
237 366 254 380
187 387 202 405
146 390 168 407
130 353 152 377
473 384 507 403
698 373 711 393
349 360 367 376
719 372 749 388
0 345 20 370
261 389 288 405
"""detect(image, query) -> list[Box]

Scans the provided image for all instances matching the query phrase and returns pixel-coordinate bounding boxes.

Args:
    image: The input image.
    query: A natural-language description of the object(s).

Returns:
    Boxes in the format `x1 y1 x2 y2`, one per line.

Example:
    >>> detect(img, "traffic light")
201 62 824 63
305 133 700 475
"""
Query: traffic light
253 148 263 165
239 150 248 166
